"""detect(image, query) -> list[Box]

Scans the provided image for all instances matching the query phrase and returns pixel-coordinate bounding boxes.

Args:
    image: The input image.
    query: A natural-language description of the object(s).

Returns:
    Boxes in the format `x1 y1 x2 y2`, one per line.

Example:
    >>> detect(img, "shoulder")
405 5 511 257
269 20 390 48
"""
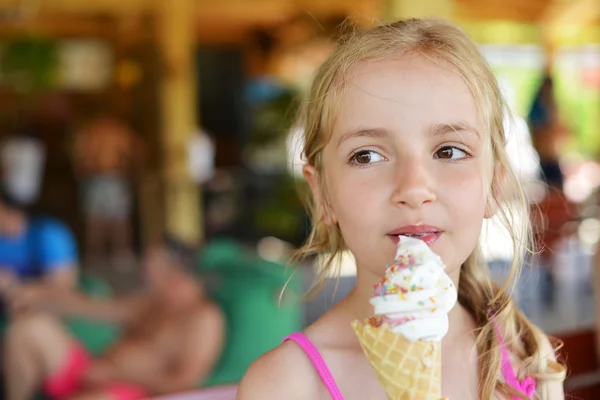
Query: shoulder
237 338 321 399
182 301 225 336
196 302 225 328
34 218 76 256
34 217 73 239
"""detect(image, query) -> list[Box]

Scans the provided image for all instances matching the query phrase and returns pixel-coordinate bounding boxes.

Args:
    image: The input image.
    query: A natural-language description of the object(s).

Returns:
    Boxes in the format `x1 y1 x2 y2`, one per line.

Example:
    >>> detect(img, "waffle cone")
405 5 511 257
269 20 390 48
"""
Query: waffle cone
351 319 444 400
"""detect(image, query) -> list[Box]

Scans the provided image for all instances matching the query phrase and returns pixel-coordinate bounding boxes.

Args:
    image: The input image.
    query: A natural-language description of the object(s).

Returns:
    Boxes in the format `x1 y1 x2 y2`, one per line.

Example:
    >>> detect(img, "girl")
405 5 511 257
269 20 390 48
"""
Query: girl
237 18 566 400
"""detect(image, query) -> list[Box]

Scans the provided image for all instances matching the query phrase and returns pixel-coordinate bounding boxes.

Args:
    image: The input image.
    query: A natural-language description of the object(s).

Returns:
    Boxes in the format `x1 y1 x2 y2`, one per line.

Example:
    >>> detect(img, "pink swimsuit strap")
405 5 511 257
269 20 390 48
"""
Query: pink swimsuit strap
282 332 344 400
491 317 537 399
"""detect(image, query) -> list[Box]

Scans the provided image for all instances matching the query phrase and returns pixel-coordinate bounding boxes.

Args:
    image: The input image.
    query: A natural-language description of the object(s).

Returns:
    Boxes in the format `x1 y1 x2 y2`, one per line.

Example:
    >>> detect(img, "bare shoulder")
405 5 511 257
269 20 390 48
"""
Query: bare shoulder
236 340 320 399
187 301 225 329
200 301 224 319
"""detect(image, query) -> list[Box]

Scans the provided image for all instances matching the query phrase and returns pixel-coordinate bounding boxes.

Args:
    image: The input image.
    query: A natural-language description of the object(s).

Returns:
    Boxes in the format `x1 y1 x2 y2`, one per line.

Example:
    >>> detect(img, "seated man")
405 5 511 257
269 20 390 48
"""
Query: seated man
0 186 77 299
4 234 225 400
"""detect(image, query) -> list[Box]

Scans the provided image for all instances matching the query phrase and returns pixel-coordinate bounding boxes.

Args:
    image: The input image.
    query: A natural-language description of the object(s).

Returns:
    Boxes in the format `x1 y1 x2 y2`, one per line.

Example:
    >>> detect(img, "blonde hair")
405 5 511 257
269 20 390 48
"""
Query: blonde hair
293 18 566 399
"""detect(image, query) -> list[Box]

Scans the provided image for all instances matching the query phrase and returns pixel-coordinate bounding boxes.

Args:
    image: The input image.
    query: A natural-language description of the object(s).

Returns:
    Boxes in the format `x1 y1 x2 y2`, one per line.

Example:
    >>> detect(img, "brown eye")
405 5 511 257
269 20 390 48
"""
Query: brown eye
434 146 468 160
436 148 453 159
355 151 372 164
350 150 384 166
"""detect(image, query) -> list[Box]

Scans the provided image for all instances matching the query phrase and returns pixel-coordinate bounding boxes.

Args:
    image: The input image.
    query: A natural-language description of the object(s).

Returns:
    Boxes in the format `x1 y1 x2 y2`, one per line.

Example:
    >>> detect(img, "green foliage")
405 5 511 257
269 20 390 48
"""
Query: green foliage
247 85 308 243
554 58 600 159
1 36 58 93
254 175 309 245
250 89 299 146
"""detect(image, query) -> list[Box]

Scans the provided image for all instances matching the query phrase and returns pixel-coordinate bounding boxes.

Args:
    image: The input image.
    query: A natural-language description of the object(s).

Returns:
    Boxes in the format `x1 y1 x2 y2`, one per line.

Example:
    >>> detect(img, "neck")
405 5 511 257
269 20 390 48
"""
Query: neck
341 265 383 321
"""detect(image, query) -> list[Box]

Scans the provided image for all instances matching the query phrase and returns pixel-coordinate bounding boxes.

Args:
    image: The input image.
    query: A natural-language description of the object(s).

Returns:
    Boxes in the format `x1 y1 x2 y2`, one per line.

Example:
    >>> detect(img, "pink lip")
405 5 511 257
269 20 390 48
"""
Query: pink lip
387 225 441 235
386 225 443 247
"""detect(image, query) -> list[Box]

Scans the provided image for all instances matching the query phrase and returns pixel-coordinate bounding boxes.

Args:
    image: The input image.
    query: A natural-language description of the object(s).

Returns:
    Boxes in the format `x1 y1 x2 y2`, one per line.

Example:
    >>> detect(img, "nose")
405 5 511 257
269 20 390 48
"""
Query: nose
390 158 436 209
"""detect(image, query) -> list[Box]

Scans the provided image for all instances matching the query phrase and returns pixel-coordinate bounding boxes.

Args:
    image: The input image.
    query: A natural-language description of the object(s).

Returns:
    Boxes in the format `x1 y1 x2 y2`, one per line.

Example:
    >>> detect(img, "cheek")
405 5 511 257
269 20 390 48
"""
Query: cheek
326 170 391 267
439 168 486 276
327 170 386 227
439 165 486 206
448 176 486 230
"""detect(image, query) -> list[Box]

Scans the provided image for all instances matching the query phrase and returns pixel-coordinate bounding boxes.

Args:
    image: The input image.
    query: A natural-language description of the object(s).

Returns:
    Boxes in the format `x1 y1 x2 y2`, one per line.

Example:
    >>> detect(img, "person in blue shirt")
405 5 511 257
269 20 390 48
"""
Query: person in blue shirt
0 186 77 296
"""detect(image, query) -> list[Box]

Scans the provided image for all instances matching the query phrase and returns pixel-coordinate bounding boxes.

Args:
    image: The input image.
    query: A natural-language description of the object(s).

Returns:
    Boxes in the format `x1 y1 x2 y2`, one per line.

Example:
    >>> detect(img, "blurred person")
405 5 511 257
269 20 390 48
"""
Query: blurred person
528 77 577 258
73 111 144 271
3 234 225 400
0 185 77 303
528 76 569 190
1 130 45 206
527 76 577 307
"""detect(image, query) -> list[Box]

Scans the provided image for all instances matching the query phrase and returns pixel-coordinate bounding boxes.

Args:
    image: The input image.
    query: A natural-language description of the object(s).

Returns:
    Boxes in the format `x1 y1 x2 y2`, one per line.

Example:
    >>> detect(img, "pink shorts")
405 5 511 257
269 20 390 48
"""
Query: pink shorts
44 344 148 400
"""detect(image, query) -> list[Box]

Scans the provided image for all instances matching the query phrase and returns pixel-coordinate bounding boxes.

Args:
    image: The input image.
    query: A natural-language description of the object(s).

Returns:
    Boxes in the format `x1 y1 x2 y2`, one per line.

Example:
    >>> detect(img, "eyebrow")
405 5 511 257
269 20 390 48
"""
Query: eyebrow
336 121 480 148
336 128 388 148
429 122 480 138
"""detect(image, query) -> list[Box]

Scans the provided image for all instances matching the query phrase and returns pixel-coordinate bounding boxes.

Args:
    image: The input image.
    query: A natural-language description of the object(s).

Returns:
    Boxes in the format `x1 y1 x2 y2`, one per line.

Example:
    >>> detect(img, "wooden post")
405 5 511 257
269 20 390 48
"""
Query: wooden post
156 0 202 244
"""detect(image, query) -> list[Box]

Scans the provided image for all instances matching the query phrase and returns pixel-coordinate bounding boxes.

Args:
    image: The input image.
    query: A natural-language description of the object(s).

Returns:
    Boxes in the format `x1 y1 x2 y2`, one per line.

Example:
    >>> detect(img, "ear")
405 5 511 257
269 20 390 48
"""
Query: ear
303 164 337 225
484 163 505 219
484 197 498 219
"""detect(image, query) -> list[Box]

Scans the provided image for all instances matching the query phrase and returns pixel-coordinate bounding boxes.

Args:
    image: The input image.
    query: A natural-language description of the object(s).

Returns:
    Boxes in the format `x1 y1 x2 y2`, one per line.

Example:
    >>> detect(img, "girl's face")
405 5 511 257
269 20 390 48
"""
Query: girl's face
306 56 490 285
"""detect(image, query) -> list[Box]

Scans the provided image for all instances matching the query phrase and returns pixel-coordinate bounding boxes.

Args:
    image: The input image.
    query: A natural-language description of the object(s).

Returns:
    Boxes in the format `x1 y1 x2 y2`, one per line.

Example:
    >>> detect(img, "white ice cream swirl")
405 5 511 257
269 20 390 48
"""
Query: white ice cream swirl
369 236 457 341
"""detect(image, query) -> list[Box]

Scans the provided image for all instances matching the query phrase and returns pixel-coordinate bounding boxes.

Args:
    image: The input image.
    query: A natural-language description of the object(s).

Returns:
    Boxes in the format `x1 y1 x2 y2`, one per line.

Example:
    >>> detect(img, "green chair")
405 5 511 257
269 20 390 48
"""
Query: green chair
198 239 302 386
65 273 121 355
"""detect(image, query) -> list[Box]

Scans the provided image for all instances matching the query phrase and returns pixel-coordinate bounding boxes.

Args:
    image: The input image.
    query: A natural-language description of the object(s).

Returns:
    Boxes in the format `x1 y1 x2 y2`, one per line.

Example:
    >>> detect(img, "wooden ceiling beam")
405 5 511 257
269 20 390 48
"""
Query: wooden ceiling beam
455 0 549 22
0 0 373 22
31 0 151 15
540 0 600 48
542 0 600 28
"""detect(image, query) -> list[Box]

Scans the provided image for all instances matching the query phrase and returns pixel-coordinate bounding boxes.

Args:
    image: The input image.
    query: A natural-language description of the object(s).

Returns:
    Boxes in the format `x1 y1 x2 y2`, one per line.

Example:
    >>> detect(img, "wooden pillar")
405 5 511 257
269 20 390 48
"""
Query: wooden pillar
156 0 201 244
384 0 454 20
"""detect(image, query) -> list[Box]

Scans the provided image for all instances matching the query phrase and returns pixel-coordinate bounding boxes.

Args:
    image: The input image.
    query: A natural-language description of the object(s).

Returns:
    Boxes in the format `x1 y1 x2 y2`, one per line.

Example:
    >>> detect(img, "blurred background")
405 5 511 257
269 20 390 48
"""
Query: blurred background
0 0 598 399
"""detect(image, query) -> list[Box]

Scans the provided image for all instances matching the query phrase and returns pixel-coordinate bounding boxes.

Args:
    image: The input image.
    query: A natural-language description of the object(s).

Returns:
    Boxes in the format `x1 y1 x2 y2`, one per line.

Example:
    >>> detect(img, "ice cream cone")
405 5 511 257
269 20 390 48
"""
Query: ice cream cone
352 319 443 400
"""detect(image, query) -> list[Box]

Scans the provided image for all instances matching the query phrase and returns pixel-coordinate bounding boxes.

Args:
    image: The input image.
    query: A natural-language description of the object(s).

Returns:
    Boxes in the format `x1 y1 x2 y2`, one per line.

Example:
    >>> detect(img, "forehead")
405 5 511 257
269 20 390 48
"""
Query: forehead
330 56 480 140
